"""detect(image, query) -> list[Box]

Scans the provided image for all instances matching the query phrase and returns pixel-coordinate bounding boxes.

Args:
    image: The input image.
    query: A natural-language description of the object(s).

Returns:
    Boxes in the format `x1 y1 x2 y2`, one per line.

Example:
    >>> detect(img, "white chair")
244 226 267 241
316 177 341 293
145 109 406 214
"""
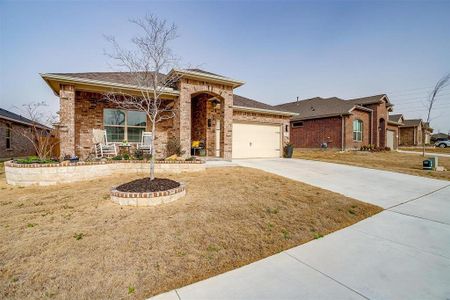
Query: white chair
137 131 153 154
93 129 117 158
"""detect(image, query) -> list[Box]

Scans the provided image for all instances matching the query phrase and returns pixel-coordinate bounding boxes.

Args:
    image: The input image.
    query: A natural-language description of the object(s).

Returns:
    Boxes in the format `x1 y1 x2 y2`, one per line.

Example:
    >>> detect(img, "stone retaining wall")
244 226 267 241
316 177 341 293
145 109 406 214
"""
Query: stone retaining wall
4 160 205 186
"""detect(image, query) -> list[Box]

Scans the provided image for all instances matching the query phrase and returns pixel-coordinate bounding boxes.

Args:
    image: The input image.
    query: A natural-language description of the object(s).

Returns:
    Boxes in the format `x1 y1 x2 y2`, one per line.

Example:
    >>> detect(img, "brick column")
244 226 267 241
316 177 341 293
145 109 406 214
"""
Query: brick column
221 91 233 160
177 85 191 158
59 85 76 157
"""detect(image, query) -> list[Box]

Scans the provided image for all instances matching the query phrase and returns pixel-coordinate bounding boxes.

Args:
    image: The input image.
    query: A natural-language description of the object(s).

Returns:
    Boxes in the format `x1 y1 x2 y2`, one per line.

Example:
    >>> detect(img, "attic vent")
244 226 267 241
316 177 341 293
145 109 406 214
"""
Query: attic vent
310 106 315 111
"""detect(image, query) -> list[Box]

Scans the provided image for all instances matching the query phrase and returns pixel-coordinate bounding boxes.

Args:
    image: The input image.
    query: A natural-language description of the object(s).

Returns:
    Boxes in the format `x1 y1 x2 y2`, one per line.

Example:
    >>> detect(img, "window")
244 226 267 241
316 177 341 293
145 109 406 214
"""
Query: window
353 120 363 141
285 124 289 132
103 109 147 142
292 121 304 128
6 123 11 149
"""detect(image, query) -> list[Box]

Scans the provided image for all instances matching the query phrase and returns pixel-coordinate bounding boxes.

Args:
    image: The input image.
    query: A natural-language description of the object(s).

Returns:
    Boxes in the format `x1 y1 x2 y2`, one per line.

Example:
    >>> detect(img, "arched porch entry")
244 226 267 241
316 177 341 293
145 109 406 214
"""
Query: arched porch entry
190 91 225 158
379 118 386 147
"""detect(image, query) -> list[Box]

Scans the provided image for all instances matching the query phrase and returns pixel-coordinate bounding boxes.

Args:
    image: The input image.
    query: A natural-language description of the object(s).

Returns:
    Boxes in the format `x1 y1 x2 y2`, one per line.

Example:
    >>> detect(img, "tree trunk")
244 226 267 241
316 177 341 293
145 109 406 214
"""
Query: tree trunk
150 121 156 180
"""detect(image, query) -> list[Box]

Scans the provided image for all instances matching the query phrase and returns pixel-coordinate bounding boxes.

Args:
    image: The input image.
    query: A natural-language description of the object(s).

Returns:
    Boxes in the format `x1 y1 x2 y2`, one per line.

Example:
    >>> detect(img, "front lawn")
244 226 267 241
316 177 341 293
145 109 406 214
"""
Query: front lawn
293 149 450 181
0 166 381 299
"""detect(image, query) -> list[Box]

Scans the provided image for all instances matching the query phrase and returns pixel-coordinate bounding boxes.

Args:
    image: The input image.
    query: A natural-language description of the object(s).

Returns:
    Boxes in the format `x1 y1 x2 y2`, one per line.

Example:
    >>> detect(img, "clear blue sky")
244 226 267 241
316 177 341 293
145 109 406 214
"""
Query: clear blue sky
1 0 449 132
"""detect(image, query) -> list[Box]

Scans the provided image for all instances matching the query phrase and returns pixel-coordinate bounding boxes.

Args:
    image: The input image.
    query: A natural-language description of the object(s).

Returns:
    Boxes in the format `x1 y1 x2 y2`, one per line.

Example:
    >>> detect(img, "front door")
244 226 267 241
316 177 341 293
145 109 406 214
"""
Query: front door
215 119 221 157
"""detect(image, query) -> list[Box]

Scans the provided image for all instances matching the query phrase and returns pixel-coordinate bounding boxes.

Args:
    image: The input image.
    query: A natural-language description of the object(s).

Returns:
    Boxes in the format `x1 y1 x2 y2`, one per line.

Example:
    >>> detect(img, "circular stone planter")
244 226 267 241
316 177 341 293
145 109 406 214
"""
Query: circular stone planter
111 182 186 206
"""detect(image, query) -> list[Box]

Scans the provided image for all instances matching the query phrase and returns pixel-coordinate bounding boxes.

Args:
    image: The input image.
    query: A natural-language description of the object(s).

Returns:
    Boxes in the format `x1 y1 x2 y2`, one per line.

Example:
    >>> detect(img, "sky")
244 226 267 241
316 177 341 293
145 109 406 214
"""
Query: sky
1 0 449 132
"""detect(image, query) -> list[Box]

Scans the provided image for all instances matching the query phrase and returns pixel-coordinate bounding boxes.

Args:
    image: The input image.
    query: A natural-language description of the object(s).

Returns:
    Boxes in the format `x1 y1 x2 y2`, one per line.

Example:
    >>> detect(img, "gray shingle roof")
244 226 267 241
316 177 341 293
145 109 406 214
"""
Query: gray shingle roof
388 114 403 123
274 97 357 120
233 94 283 111
49 72 167 87
0 108 49 128
401 119 422 127
347 94 391 106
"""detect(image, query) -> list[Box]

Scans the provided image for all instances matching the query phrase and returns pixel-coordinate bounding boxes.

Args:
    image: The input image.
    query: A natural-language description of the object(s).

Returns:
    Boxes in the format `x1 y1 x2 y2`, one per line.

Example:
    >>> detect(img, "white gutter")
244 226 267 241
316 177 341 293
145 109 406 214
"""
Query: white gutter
232 105 298 117
40 73 180 96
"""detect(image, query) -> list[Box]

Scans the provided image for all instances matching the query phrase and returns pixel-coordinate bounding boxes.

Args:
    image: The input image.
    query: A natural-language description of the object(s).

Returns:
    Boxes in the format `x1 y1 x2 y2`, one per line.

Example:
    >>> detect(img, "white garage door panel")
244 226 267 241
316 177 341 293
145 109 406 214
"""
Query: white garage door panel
232 123 281 158
387 130 394 149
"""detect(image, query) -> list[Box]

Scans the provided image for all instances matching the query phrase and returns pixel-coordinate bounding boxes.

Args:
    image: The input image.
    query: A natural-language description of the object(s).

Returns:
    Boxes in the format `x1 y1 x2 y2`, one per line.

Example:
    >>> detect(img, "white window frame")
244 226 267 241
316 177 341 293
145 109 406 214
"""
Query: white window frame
103 109 147 143
353 119 363 142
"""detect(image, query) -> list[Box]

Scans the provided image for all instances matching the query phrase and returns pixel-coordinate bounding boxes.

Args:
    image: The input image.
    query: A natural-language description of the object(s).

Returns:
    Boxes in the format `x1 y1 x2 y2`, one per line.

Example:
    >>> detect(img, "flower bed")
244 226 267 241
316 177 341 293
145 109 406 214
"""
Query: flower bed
4 160 205 186
111 181 186 206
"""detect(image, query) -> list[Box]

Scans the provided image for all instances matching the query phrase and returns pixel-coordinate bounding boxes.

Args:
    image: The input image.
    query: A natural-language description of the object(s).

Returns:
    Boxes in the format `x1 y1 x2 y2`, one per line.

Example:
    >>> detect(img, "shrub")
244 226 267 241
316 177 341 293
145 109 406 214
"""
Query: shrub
112 155 122 160
185 156 197 161
166 137 185 157
15 156 57 164
123 153 130 160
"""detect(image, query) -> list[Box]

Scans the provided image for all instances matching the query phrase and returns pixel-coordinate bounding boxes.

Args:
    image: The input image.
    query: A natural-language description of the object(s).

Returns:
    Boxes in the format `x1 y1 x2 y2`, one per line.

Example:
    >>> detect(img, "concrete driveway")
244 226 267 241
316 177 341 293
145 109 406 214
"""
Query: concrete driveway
152 159 450 300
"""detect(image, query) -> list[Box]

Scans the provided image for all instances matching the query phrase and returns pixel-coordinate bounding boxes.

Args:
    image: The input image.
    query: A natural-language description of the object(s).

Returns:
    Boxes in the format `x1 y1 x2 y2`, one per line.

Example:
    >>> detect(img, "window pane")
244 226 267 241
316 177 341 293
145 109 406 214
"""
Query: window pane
104 109 125 126
105 126 124 142
127 127 145 142
127 111 147 126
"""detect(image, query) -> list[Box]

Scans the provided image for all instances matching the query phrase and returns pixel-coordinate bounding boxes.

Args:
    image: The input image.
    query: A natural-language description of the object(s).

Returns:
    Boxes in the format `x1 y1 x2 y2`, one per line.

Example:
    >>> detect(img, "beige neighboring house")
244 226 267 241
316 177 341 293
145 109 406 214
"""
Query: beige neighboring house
41 69 296 160
387 114 405 150
399 118 433 146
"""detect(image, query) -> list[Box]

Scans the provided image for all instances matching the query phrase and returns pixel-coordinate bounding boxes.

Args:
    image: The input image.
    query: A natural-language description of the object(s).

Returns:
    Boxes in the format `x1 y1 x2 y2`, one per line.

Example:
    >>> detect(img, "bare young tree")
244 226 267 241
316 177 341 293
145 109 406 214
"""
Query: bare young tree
422 73 450 156
5 101 59 160
104 15 182 180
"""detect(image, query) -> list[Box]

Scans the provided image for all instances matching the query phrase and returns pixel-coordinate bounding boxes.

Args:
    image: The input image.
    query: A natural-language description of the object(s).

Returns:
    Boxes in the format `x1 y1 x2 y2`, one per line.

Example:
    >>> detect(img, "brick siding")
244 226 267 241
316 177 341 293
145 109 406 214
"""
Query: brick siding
344 109 370 149
290 117 342 149
0 119 36 159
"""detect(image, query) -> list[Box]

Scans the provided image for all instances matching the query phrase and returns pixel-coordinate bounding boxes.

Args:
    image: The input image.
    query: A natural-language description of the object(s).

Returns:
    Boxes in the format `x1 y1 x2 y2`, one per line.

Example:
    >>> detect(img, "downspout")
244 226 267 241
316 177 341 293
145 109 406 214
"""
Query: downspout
341 115 345 151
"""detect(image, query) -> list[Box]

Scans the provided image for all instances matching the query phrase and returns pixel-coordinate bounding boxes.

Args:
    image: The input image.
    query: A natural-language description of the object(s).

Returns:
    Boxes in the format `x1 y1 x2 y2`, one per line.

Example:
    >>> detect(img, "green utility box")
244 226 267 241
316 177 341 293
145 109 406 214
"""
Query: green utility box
423 156 438 170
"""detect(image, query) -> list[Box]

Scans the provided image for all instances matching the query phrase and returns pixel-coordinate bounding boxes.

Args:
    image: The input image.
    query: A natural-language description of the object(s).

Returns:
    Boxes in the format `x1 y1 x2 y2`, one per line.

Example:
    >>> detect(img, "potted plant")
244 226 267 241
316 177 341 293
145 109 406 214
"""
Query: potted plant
283 143 294 158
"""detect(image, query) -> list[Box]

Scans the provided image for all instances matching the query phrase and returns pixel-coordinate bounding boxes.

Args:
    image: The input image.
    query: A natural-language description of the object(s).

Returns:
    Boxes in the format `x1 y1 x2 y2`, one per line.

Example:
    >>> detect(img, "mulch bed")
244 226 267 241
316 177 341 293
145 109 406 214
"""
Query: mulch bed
116 178 180 193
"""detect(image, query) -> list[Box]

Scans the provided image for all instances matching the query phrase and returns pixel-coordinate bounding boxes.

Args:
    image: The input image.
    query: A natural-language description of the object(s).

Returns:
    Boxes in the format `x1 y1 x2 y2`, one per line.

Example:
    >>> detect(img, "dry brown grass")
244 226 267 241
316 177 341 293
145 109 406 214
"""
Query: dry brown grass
399 147 450 154
294 149 450 181
0 165 381 299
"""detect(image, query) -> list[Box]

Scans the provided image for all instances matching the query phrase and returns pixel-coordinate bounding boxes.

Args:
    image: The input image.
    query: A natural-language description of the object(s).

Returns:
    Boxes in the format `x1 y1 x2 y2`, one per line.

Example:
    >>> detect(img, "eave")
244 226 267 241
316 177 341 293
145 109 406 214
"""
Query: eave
40 73 180 98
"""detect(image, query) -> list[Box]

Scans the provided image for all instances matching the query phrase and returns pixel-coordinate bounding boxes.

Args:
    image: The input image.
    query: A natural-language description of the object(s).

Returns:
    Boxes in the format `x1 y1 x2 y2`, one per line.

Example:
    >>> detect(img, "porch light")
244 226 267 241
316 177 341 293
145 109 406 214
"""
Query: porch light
211 99 220 108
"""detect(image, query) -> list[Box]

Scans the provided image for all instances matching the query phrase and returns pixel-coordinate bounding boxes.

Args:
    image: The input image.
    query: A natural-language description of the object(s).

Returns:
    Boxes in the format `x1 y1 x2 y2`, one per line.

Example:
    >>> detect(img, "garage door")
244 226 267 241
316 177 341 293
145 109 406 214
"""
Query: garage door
387 130 395 149
232 123 281 158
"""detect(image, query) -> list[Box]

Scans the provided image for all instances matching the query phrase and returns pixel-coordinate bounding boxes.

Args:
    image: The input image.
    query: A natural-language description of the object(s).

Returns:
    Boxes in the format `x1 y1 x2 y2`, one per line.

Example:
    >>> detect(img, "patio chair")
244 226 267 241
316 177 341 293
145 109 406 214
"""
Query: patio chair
137 131 153 154
93 129 117 158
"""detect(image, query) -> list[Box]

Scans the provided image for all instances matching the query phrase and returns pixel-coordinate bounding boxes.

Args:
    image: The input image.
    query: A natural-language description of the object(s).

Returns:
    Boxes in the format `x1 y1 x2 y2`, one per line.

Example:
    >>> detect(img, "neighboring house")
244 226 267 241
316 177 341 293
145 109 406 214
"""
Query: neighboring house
399 119 433 146
41 69 297 160
275 94 395 150
0 108 48 159
387 114 404 150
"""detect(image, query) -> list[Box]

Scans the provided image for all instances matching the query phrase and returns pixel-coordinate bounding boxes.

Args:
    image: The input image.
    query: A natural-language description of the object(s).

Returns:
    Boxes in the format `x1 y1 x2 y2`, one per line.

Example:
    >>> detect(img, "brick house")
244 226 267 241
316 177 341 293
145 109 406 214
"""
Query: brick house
41 69 296 160
275 94 396 150
399 119 433 146
0 108 48 159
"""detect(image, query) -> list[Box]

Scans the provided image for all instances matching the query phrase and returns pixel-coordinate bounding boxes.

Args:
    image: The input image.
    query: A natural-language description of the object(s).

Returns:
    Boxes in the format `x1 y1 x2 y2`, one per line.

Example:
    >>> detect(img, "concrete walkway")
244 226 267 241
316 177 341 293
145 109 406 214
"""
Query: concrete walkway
151 159 450 300
398 149 450 158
